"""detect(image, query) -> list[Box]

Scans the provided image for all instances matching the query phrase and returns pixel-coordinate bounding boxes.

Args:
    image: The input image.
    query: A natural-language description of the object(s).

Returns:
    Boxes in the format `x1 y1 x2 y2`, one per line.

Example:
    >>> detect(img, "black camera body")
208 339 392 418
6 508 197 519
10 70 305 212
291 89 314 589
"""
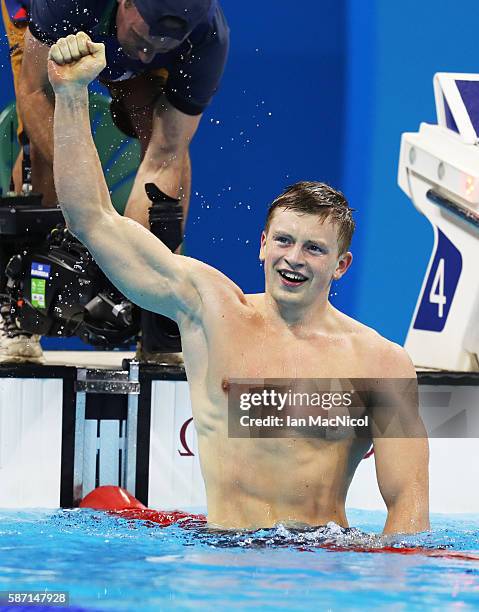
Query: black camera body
5 223 139 347
0 183 182 351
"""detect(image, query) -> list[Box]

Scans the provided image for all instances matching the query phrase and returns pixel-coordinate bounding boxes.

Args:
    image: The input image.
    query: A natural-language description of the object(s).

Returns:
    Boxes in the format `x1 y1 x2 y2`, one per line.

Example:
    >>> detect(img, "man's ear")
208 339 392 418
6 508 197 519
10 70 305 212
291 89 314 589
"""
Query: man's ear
332 251 353 280
259 230 267 262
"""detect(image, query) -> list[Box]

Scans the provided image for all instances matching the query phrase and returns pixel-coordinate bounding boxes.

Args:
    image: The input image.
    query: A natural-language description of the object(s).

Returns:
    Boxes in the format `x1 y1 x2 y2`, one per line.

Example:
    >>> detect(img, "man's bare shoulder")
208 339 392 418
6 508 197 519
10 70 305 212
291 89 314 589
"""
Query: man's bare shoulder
335 310 416 378
181 255 248 306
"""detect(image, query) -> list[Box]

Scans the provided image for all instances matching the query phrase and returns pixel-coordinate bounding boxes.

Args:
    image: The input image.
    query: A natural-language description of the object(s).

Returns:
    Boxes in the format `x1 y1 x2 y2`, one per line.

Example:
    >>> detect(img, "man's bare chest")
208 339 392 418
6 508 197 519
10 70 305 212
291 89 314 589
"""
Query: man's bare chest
209 318 364 380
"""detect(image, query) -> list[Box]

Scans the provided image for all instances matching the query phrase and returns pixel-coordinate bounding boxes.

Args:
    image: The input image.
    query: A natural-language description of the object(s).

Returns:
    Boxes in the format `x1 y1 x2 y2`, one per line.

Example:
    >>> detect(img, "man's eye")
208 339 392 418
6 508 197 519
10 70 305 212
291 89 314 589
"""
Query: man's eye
308 244 322 253
275 236 290 244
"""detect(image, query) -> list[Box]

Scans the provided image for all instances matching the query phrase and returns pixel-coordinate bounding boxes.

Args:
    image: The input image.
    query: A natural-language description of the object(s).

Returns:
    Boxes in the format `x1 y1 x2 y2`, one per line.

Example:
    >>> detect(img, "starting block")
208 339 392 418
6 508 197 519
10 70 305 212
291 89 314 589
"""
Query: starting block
398 73 479 371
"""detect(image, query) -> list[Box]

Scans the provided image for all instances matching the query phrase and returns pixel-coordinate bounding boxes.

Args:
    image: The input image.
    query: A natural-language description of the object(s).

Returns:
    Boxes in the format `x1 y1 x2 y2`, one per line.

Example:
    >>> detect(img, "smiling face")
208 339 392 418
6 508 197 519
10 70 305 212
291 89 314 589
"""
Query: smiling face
116 0 188 63
259 208 353 312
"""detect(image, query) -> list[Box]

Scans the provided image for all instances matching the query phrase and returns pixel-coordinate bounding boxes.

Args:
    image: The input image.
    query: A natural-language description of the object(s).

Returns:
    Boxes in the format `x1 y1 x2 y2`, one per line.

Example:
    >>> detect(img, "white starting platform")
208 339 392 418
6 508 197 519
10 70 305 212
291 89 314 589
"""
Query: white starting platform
0 352 478 515
398 72 479 371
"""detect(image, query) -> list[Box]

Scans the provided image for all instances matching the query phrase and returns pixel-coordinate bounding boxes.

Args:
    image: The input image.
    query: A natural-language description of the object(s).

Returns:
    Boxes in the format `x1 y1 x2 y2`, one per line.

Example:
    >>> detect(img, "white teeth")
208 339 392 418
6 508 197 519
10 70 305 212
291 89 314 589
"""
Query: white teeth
280 271 306 282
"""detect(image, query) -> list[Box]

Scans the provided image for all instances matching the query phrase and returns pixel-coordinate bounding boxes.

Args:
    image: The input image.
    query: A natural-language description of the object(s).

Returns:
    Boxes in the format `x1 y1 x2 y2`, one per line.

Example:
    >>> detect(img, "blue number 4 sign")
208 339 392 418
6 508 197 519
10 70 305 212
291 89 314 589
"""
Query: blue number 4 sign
413 230 462 332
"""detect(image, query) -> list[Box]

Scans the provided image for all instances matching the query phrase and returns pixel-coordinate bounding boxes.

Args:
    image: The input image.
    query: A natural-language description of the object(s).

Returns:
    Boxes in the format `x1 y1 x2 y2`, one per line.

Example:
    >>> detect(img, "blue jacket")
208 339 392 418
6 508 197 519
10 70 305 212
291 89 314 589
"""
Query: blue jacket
29 0 229 115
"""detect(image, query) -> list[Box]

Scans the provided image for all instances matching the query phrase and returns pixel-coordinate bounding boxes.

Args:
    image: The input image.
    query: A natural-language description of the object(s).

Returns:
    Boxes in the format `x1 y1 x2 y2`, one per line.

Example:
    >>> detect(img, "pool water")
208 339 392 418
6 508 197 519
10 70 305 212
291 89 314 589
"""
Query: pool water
0 508 478 610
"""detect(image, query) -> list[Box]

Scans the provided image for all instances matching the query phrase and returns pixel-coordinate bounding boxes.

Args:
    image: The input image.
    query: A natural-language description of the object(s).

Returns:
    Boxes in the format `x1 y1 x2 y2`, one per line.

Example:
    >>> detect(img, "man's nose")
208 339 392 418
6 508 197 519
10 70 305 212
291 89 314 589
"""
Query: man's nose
284 245 305 267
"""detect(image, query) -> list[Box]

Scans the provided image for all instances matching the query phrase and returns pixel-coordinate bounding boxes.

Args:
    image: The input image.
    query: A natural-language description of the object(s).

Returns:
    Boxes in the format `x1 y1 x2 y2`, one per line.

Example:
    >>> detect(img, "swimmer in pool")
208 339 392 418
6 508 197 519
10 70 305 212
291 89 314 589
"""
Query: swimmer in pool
48 33 429 535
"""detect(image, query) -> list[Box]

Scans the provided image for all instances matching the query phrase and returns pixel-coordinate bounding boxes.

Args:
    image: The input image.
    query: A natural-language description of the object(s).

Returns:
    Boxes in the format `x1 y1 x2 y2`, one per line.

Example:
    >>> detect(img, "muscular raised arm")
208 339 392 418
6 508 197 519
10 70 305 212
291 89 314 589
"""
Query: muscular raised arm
49 33 203 322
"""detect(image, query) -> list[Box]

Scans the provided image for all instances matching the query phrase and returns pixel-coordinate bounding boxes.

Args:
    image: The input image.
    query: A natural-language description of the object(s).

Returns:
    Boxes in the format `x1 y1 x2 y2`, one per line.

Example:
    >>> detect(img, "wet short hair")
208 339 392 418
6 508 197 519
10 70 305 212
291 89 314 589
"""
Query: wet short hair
264 181 355 254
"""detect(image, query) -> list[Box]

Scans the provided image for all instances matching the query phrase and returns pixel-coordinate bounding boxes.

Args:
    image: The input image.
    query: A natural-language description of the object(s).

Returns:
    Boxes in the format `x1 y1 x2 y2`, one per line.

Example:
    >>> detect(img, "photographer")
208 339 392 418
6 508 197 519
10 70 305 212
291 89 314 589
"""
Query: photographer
0 0 229 364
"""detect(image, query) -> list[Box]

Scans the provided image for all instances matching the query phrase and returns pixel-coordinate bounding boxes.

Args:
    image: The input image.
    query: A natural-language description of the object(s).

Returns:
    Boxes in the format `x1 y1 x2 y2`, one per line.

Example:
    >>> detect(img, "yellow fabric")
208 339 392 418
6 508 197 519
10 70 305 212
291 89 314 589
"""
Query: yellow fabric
151 67 169 81
1 0 27 138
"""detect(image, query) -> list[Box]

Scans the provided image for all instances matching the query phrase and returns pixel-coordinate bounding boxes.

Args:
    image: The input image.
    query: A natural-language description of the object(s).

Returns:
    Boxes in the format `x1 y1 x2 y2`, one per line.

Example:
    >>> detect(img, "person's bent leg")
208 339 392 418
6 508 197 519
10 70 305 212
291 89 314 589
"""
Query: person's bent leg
103 72 185 363
2 1 56 206
0 1 44 363
2 0 27 137
2 0 26 194
106 71 194 231
30 145 57 207
179 149 192 232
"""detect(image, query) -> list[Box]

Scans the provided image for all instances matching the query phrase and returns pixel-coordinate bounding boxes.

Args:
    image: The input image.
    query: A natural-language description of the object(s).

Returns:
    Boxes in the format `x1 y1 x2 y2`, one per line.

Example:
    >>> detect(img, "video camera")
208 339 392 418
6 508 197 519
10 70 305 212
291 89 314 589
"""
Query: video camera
0 156 183 351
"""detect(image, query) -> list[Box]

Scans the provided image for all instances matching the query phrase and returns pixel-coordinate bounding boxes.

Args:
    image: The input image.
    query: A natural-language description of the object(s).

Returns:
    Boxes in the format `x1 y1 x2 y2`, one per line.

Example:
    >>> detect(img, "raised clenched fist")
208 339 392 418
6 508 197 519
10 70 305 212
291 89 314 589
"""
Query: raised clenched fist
48 31 106 93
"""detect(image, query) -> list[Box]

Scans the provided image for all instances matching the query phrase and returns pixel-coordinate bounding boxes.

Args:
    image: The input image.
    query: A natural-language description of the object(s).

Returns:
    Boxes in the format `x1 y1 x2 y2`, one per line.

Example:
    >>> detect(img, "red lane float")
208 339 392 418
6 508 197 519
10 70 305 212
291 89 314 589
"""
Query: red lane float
79 485 206 527
80 485 146 511
79 486 479 560
319 543 479 561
